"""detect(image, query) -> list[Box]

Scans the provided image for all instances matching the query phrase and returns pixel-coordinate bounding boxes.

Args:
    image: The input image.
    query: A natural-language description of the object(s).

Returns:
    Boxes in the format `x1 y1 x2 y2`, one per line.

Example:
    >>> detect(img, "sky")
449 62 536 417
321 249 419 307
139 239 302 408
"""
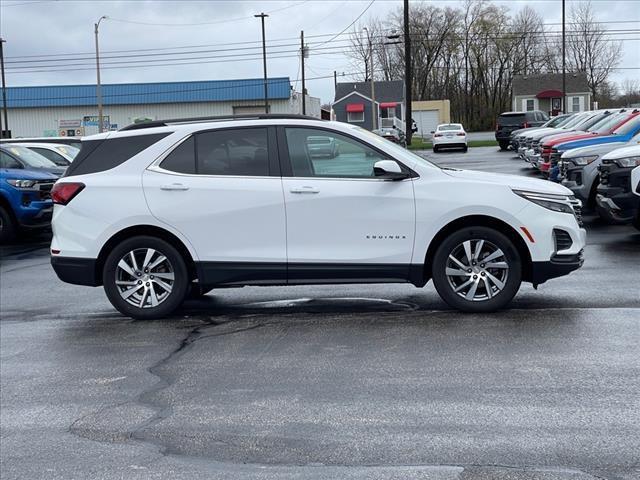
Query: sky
0 0 638 104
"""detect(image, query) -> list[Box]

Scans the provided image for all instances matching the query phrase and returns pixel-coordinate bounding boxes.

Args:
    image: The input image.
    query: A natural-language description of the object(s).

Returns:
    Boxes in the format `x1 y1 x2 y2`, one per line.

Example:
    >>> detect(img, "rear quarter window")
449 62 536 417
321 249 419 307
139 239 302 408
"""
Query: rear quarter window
65 133 171 177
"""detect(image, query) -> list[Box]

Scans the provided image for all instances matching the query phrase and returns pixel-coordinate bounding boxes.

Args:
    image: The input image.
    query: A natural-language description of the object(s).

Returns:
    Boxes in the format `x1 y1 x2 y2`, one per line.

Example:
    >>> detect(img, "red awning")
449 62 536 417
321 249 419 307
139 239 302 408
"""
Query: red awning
346 103 364 113
536 89 563 99
380 102 397 108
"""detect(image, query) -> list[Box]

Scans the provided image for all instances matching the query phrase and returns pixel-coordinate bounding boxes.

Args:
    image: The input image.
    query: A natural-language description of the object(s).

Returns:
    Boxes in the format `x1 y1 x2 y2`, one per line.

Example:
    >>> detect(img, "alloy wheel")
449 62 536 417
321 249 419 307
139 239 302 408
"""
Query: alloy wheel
445 239 510 302
115 248 175 309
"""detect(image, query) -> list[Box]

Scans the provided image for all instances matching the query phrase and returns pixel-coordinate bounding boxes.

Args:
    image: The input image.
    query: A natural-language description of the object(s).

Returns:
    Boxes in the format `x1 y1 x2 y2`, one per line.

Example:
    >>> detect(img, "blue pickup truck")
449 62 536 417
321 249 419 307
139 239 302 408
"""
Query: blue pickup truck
0 151 60 243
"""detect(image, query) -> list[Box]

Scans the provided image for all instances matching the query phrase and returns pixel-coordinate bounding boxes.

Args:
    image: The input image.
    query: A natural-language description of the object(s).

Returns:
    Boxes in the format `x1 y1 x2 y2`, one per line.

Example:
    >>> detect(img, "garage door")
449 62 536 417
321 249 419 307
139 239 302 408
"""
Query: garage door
413 110 440 139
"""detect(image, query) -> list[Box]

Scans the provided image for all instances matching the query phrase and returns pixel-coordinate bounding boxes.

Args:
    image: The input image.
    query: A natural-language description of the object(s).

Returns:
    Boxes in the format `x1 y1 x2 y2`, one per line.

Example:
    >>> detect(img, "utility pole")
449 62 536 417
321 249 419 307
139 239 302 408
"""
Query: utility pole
562 0 566 114
255 13 269 114
0 37 9 138
94 16 107 133
334 70 337 91
404 0 412 145
300 30 306 115
364 27 376 131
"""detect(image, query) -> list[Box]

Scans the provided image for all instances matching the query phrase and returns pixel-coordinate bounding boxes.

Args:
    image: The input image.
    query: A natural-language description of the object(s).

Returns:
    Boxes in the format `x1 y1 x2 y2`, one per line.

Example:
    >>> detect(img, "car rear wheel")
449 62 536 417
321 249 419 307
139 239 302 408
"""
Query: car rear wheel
0 206 16 244
499 142 509 151
431 226 522 312
103 236 189 319
433 146 439 153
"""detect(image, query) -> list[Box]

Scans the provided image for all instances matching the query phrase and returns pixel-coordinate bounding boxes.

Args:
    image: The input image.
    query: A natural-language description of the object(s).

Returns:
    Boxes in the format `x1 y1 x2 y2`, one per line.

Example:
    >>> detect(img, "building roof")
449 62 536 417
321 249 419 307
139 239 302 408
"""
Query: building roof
512 73 589 96
6 77 292 108
334 80 404 103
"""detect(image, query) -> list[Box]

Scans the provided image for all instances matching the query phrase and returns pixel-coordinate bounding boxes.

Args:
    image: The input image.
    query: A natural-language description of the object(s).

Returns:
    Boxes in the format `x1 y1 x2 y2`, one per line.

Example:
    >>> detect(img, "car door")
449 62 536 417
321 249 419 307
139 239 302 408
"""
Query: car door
143 126 287 285
279 126 416 283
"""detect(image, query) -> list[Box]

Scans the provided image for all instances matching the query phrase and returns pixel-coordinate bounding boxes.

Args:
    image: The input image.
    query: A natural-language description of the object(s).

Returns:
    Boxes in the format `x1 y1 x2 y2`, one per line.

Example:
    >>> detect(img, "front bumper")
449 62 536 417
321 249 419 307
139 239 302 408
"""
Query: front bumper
51 256 100 286
531 250 585 286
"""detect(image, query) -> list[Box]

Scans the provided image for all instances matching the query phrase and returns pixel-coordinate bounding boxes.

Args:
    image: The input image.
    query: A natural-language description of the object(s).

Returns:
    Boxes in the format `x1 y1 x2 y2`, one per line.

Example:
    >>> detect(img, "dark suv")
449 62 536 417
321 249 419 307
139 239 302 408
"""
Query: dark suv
496 111 549 151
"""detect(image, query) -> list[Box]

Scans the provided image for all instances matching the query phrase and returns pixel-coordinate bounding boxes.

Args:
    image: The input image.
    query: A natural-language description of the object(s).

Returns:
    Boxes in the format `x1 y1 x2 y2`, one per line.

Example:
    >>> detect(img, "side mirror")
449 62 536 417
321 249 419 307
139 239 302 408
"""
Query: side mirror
632 165 640 196
373 160 410 180
430 130 435 134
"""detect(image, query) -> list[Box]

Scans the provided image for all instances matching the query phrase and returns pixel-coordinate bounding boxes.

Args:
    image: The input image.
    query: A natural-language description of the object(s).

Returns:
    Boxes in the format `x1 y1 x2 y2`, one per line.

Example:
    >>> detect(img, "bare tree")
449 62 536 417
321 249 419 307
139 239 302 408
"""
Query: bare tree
566 1 623 101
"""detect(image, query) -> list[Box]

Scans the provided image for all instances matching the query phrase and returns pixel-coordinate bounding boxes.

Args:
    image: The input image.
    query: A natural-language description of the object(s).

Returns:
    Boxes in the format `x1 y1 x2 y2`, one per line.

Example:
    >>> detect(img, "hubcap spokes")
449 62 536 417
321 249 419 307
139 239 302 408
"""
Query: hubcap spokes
445 239 509 302
115 248 174 309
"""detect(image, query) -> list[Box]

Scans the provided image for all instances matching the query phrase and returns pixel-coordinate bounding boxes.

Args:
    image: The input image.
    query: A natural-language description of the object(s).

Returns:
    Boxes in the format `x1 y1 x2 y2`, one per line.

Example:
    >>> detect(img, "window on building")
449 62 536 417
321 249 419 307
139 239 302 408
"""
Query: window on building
572 97 581 112
347 110 364 123
526 99 535 111
196 128 269 176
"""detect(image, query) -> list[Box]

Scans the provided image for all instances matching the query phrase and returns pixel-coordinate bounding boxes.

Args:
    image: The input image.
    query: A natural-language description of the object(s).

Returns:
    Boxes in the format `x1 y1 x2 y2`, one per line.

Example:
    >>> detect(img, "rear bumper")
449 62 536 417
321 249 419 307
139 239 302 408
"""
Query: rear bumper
51 256 100 286
530 250 584 286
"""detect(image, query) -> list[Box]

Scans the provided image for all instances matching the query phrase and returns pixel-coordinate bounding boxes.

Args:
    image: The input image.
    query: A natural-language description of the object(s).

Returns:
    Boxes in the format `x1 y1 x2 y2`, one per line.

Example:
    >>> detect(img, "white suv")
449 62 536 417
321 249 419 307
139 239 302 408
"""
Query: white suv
50 115 586 319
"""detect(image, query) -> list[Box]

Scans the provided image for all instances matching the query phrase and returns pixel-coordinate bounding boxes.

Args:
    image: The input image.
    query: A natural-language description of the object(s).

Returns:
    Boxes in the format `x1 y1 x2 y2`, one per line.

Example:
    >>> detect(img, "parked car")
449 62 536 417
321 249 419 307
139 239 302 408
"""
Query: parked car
558 131 640 208
632 165 640 230
50 115 585 319
517 111 594 165
495 110 549 151
14 142 79 167
0 145 67 176
374 127 406 147
306 136 339 158
432 123 467 152
541 110 639 178
595 144 640 224
510 113 573 151
0 137 83 150
0 155 58 243
548 114 640 176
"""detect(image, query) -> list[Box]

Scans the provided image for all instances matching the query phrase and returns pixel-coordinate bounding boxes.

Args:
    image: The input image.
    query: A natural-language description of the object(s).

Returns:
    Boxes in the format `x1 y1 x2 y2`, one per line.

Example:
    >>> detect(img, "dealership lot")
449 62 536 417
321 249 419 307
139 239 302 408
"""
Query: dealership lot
1 147 639 480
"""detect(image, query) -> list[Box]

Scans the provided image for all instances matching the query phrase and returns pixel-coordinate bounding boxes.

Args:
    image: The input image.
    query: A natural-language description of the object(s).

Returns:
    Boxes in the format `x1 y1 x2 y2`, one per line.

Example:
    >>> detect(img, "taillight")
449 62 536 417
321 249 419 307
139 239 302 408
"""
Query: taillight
434 133 443 137
51 182 85 205
522 122 529 128
456 132 465 136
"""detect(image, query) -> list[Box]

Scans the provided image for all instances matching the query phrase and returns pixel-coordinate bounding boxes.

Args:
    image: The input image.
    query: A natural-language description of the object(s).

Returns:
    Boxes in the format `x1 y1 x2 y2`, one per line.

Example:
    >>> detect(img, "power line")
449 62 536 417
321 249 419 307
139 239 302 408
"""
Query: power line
312 0 376 47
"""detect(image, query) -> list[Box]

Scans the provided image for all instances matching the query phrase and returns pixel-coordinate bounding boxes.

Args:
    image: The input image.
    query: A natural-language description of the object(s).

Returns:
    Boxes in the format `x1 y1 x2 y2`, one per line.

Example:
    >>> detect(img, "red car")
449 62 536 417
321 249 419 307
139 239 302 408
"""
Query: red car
539 110 640 174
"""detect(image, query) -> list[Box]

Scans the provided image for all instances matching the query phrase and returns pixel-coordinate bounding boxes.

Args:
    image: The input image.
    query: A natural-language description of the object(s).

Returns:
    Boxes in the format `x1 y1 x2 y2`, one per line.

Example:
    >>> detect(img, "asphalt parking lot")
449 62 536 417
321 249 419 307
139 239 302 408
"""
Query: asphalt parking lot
1 147 639 480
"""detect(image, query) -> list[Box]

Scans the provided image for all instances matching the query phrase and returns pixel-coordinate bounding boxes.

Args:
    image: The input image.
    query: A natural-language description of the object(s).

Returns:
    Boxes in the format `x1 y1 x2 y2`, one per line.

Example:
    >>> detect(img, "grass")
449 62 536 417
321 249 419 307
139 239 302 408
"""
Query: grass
407 138 498 150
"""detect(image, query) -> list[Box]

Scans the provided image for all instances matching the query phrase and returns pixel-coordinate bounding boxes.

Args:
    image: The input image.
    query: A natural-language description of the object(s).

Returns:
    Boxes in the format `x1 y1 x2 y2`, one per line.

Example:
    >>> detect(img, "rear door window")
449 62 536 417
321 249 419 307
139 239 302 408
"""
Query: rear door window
498 114 526 127
195 128 269 176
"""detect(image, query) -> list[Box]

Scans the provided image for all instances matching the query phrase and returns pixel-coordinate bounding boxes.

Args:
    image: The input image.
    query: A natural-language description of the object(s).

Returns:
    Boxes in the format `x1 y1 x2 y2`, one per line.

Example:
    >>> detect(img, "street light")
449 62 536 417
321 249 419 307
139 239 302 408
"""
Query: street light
254 12 269 114
0 37 9 138
363 27 376 130
94 15 107 133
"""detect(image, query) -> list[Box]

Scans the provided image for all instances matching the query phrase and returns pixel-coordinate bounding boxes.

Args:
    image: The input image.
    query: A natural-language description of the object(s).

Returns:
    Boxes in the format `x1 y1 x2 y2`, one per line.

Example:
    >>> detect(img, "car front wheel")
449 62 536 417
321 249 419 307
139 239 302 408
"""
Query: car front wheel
0 206 16 244
431 226 522 312
103 236 189 319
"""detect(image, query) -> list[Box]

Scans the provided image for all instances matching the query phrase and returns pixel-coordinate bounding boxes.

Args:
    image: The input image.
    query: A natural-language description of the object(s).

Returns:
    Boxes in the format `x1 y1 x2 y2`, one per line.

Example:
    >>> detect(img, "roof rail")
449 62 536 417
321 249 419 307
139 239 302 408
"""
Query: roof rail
119 114 323 131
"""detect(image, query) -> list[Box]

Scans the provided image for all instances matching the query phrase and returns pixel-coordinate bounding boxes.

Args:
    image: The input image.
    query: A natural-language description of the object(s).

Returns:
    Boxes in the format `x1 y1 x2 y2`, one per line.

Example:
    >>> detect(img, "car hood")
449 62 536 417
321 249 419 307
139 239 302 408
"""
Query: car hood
601 144 640 161
562 141 629 159
441 168 572 195
0 168 60 180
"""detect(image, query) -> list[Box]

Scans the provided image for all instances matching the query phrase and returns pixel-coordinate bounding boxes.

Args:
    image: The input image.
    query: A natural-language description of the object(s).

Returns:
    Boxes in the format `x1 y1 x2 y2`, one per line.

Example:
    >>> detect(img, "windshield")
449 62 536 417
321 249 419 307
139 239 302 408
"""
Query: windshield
572 113 607 131
55 145 80 159
588 112 628 133
559 113 590 129
613 114 640 135
2 145 58 168
545 115 571 128
438 124 463 131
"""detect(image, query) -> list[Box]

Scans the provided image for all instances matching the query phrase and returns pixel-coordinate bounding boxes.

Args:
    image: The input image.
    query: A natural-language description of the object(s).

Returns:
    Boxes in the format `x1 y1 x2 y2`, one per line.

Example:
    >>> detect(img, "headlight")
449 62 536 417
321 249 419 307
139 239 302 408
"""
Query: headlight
513 189 575 214
6 179 36 189
614 156 640 168
568 155 598 166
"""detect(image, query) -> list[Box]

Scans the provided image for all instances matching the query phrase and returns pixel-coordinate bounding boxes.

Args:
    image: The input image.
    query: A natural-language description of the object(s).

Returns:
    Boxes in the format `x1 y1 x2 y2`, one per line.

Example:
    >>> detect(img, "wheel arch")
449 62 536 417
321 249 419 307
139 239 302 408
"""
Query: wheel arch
96 225 197 286
0 193 18 226
422 215 533 283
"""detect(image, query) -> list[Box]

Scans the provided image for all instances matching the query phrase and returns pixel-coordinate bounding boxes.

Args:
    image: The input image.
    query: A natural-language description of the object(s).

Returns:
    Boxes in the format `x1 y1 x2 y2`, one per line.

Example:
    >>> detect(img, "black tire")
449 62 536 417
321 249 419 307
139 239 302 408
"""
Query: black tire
433 146 439 153
102 236 189 319
462 146 468 153
499 142 509 151
633 210 640 231
431 226 522 313
0 206 16 244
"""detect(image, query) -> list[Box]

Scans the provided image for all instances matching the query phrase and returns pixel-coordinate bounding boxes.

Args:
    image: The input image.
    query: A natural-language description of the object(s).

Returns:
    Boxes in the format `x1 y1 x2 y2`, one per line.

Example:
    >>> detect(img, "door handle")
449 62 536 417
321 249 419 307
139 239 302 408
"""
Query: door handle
160 183 189 191
290 186 319 194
